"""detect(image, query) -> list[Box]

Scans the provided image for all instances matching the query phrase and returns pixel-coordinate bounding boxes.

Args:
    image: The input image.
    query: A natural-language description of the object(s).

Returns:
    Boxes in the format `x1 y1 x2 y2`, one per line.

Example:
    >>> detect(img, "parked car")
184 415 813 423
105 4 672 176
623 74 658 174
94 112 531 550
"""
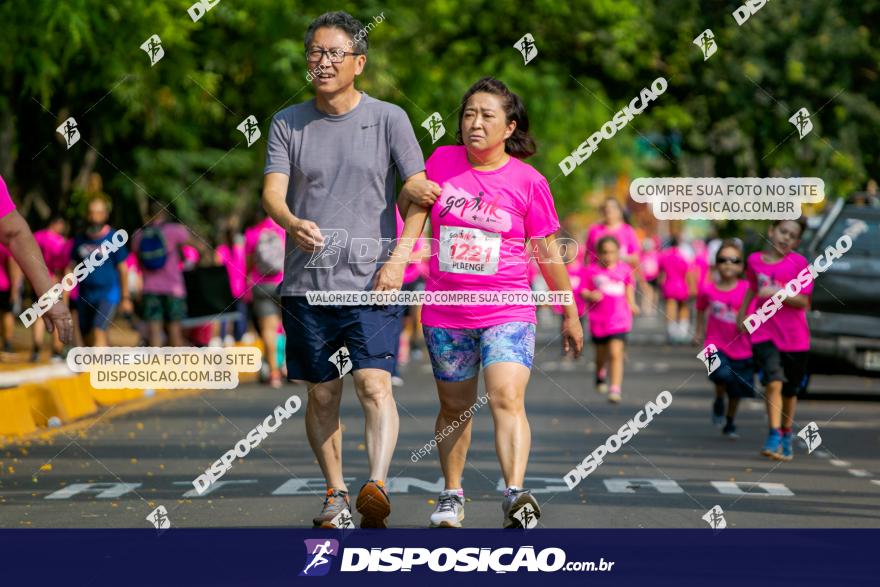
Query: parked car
801 194 880 382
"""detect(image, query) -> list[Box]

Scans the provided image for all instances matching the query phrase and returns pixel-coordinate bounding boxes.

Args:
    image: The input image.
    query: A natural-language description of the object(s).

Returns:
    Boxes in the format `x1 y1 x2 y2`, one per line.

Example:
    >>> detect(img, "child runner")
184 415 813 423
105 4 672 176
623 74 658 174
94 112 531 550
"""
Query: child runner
638 235 660 316
581 236 639 403
737 219 811 461
695 239 754 438
658 235 694 344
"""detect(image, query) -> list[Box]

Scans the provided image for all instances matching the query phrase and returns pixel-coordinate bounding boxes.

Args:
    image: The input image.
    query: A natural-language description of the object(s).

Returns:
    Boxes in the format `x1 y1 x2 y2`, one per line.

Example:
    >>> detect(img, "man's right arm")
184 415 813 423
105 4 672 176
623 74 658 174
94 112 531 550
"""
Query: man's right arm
262 172 324 253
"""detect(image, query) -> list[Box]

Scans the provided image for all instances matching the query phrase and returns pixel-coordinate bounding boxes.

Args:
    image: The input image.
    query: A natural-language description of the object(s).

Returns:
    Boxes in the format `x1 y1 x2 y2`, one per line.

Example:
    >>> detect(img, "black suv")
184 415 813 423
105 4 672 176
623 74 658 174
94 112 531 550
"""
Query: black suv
802 194 880 375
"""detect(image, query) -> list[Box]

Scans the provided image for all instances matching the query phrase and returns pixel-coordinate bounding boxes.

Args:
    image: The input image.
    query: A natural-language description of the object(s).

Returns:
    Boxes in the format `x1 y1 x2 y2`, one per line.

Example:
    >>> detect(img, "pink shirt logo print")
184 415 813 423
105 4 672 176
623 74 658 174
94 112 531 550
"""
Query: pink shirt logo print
437 183 513 233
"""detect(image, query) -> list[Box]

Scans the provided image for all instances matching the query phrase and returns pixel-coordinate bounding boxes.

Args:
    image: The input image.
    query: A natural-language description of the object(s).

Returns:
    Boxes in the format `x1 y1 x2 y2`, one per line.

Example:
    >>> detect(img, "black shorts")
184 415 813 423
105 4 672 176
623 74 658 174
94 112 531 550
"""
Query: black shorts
591 332 628 345
281 296 405 383
0 290 11 312
753 341 809 397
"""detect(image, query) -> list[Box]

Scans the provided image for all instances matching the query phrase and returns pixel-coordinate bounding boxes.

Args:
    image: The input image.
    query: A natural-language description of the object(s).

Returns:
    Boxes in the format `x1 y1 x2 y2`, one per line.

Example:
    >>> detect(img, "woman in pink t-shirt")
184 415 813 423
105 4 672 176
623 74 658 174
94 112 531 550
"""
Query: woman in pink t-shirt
694 239 755 438
736 219 812 462
412 78 583 528
0 243 22 353
658 235 696 343
637 235 660 316
580 236 639 403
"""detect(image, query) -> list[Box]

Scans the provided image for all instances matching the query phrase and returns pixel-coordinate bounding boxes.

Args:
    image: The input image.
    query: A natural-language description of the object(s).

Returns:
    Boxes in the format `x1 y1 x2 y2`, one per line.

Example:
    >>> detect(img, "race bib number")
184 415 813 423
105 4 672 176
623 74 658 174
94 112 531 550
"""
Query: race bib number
439 225 501 275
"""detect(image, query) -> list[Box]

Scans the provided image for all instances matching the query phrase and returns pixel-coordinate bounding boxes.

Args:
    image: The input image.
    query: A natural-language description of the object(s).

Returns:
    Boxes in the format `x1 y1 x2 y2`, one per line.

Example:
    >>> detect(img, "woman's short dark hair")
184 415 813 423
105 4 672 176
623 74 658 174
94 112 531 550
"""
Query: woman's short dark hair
304 11 368 55
456 77 536 159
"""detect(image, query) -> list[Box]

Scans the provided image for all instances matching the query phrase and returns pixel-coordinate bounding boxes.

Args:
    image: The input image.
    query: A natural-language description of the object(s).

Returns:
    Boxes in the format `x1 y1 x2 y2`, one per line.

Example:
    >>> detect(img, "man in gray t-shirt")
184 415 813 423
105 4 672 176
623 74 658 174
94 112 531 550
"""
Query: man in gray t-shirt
261 11 431 530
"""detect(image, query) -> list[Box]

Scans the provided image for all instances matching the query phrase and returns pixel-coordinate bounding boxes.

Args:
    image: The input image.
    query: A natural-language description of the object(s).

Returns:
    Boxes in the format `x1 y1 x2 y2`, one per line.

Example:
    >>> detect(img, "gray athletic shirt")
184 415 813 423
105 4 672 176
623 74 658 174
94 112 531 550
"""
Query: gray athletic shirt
263 92 425 295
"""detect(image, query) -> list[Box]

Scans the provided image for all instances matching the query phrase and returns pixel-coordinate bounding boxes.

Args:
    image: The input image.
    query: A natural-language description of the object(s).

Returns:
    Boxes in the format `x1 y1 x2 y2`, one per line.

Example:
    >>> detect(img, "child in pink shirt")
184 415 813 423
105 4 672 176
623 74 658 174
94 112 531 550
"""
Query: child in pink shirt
581 236 639 403
637 235 660 316
737 219 812 461
658 236 696 344
695 239 754 438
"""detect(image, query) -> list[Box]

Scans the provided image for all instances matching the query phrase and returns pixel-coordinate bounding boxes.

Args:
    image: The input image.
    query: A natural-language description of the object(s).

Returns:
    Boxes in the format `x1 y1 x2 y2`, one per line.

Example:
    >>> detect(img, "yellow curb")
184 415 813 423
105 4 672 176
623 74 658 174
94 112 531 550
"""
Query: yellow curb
0 387 37 436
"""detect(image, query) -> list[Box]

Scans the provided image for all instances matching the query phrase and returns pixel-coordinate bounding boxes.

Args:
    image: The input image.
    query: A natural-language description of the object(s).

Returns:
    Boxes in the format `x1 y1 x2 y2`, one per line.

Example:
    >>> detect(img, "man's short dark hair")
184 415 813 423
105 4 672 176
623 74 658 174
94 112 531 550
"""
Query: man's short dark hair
304 11 368 55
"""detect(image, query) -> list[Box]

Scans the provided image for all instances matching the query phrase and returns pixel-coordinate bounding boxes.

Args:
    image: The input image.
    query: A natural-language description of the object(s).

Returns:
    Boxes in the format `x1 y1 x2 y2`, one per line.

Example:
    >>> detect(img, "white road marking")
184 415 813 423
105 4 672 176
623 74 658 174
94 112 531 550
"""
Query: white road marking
45 482 142 500
847 469 871 478
829 459 852 467
711 481 794 496
604 479 684 494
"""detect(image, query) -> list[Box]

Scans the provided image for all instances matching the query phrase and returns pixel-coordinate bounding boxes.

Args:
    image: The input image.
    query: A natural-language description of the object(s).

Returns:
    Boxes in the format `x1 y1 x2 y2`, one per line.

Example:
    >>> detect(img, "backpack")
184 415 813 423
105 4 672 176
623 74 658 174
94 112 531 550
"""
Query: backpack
137 225 169 270
254 229 284 276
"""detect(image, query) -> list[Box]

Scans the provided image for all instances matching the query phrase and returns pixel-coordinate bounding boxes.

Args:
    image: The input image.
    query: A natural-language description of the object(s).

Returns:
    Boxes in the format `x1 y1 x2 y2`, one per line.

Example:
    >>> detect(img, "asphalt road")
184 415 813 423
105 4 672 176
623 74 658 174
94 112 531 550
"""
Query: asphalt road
2 314 878 529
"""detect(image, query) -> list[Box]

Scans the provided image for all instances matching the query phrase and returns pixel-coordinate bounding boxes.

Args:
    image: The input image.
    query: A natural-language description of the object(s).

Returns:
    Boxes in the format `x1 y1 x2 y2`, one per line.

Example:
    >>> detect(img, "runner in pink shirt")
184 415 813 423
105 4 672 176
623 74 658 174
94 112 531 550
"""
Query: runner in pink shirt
658 235 696 343
31 218 72 361
394 210 428 373
244 215 286 388
581 235 639 402
0 243 22 352
410 78 583 528
736 218 811 461
0 175 73 346
215 222 248 343
638 235 660 316
695 239 754 438
583 198 639 267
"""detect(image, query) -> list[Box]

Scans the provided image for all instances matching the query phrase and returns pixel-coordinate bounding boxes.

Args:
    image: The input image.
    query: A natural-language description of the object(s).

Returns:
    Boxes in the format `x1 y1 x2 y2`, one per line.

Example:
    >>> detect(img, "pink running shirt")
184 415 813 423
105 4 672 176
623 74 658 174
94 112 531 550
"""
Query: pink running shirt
582 262 633 337
422 146 561 329
0 175 15 219
697 279 752 359
745 251 812 352
658 246 691 301
245 218 285 287
584 222 639 266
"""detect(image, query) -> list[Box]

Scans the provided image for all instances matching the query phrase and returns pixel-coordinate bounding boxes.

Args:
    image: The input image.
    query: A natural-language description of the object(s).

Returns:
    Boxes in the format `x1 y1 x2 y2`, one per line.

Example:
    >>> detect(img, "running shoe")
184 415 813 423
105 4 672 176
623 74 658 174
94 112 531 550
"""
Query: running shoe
722 422 739 439
502 488 541 528
356 479 391 528
608 388 621 403
779 431 794 461
760 429 782 458
429 490 465 528
269 369 282 389
312 488 352 528
712 397 725 427
391 375 405 387
595 367 608 394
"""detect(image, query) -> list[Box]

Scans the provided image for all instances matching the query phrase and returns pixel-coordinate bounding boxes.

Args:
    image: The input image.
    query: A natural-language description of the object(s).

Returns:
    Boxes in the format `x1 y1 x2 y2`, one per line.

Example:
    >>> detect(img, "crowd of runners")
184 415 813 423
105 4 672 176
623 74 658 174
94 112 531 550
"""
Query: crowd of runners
0 10 819 530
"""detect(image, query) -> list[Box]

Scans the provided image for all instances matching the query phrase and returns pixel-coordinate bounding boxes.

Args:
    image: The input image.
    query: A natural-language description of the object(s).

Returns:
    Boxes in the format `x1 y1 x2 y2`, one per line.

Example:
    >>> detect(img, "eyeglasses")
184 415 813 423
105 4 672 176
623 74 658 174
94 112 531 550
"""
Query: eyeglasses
717 256 742 265
306 48 363 63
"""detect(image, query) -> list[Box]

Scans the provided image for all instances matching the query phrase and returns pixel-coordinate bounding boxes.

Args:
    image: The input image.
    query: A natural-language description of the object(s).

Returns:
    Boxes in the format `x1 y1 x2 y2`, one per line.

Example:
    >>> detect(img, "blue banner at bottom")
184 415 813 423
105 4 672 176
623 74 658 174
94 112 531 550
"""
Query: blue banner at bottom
1 529 875 586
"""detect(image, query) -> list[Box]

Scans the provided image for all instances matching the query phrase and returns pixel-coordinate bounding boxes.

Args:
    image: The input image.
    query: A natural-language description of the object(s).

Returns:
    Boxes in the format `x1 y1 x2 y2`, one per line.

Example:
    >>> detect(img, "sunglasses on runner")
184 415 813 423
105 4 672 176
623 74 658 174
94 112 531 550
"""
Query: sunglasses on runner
717 256 742 265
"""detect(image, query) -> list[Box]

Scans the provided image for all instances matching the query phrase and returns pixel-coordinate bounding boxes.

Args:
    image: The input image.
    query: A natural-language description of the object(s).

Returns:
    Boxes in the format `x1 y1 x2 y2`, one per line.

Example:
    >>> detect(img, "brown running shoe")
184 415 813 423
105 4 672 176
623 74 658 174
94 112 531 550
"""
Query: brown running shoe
356 479 391 528
312 488 352 528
